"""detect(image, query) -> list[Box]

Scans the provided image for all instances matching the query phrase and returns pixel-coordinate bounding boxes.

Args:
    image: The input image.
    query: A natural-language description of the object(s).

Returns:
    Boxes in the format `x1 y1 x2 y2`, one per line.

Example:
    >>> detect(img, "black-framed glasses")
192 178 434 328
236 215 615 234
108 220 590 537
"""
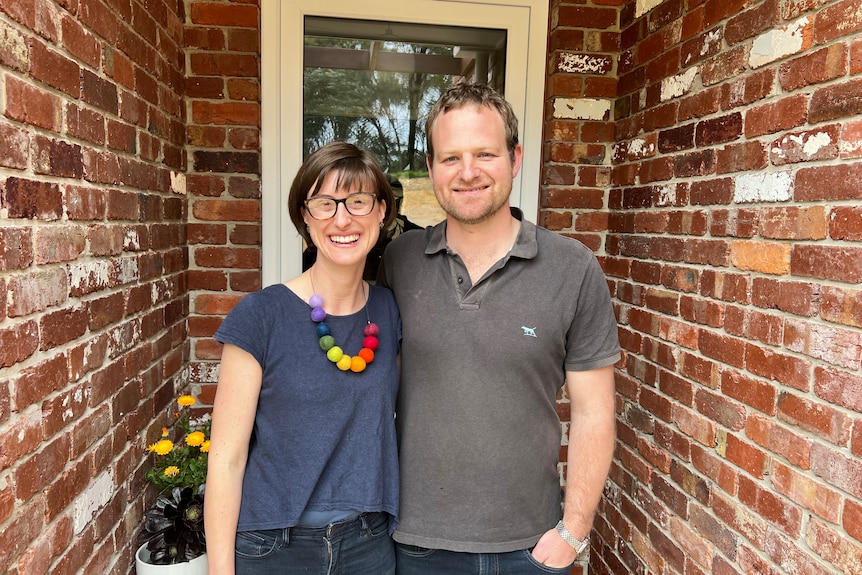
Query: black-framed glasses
304 192 377 220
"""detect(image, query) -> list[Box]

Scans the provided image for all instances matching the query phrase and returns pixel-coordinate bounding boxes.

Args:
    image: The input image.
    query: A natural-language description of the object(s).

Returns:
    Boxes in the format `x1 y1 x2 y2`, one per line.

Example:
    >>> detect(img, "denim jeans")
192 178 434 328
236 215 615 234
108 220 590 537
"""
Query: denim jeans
234 512 394 574
395 543 574 575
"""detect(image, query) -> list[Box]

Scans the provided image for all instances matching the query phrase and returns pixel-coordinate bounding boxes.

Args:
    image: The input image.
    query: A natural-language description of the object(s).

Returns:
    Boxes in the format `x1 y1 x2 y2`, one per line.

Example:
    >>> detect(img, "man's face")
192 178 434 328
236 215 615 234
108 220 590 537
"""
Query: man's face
427 104 523 226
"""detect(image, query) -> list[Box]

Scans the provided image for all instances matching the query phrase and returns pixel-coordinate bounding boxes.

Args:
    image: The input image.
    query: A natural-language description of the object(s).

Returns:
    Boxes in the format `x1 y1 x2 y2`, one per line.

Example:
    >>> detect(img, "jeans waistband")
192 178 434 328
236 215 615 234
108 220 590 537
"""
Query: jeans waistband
290 512 384 539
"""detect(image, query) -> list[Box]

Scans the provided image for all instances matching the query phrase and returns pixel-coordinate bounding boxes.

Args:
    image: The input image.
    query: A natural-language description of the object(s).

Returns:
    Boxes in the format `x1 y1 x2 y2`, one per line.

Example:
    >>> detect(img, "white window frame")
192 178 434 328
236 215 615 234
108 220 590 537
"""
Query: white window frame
260 0 548 285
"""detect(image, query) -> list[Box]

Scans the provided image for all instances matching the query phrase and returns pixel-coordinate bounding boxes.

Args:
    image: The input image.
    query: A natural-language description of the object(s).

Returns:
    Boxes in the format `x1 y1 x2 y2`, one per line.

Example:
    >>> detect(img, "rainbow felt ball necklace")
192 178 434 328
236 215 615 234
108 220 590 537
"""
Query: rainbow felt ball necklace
309 284 380 373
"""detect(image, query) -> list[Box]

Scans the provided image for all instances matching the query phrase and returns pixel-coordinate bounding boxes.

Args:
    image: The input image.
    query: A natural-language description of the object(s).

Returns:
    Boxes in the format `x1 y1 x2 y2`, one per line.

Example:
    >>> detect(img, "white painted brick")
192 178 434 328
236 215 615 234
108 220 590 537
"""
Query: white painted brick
734 171 793 203
655 184 677 207
636 0 665 18
557 53 612 75
661 67 699 102
749 17 810 68
553 98 611 121
74 471 114 534
171 170 187 194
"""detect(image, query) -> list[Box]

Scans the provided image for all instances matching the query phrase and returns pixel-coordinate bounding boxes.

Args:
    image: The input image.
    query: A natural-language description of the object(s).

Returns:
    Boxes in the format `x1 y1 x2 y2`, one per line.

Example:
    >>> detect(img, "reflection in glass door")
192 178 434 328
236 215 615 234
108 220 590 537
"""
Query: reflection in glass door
301 17 507 276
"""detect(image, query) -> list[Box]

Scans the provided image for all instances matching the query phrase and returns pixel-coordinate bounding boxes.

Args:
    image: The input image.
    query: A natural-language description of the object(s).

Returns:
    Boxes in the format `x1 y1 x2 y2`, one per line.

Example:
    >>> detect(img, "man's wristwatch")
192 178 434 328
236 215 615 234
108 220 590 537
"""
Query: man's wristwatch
555 520 590 554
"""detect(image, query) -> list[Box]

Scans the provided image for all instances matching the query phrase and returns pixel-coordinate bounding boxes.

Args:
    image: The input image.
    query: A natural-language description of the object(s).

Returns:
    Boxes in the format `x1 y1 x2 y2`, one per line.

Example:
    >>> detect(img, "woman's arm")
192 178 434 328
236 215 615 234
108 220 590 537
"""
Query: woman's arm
205 343 262 575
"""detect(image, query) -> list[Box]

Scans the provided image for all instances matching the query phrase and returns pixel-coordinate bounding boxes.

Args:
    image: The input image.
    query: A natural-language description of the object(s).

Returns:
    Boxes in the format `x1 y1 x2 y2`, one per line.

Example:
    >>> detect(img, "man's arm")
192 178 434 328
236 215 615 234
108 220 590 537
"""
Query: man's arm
531 365 616 567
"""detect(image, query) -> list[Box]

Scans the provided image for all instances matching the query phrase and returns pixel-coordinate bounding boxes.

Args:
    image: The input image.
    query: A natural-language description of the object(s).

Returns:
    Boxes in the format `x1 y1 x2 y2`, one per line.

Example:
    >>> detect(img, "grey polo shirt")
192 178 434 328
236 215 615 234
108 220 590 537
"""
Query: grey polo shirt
378 208 620 553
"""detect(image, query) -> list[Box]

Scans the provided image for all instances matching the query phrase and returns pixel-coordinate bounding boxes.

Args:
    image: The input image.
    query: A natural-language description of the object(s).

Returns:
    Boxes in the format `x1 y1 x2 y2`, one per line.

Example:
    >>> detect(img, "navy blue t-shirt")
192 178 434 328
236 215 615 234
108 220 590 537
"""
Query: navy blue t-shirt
214 283 400 531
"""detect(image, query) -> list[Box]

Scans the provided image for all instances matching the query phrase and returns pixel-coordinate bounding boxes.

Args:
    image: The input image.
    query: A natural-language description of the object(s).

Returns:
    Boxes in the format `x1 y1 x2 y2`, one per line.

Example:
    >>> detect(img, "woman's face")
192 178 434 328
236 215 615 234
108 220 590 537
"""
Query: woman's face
302 170 386 270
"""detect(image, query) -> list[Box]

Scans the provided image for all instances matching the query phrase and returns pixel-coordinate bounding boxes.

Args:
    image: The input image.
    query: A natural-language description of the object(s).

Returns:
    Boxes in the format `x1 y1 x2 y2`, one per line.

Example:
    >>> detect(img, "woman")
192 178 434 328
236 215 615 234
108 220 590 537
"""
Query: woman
205 142 400 574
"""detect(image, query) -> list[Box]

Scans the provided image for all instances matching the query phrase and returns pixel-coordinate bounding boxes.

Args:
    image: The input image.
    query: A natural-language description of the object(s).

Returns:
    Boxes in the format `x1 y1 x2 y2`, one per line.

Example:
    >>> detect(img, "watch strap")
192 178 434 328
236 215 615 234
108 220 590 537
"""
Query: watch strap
555 520 589 554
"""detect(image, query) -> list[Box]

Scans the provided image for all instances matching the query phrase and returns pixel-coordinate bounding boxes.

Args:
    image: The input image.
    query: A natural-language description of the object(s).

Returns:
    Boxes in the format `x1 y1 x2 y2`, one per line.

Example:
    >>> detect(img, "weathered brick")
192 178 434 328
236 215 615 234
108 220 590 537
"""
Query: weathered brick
715 141 769 174
695 113 742 146
809 78 862 123
795 162 862 201
814 0 862 43
784 317 862 368
746 413 810 469
725 0 779 45
819 285 862 328
759 206 827 240
771 124 840 165
744 94 807 138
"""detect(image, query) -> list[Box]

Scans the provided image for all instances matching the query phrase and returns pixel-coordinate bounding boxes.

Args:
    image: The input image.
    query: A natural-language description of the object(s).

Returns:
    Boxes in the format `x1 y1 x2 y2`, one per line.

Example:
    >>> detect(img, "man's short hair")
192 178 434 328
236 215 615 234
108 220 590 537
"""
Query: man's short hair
425 81 520 164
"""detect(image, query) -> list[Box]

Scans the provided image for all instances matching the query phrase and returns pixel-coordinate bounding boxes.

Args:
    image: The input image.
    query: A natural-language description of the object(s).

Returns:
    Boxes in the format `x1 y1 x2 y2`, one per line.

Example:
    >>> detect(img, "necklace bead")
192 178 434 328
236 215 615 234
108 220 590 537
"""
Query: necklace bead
310 292 378 373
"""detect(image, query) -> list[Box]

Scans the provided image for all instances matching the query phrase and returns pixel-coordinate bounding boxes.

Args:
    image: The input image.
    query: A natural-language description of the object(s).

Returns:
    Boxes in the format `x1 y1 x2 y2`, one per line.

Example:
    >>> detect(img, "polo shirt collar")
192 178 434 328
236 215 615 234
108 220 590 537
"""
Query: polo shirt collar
424 207 539 260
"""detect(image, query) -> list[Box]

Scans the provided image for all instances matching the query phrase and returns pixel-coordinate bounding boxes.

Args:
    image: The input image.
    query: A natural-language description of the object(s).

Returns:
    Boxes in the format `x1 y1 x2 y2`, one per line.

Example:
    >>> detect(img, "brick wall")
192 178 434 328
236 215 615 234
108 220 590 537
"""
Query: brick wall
544 1 862 574
0 0 190 572
2 0 861 573
183 0 262 408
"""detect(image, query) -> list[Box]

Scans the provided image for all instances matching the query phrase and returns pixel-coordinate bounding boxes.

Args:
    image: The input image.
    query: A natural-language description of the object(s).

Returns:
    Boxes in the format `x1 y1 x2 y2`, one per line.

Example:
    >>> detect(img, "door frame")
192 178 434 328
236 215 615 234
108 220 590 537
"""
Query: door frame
260 0 549 285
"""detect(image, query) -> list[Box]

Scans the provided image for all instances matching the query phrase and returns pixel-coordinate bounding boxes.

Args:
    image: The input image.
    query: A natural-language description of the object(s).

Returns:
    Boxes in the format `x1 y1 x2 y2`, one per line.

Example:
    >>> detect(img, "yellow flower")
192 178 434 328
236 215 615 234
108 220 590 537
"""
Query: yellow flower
186 431 205 447
177 395 196 407
200 440 210 453
164 466 180 478
148 439 174 455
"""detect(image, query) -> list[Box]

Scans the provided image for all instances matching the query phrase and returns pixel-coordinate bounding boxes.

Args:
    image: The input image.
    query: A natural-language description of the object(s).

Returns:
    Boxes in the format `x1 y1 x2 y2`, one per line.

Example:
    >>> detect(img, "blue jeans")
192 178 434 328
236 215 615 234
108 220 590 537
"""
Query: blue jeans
395 543 574 575
234 512 394 574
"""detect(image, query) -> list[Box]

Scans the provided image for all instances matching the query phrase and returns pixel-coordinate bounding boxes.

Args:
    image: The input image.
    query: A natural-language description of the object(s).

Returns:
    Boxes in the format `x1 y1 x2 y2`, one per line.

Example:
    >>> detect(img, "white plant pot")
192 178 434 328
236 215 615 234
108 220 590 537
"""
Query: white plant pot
136 543 208 575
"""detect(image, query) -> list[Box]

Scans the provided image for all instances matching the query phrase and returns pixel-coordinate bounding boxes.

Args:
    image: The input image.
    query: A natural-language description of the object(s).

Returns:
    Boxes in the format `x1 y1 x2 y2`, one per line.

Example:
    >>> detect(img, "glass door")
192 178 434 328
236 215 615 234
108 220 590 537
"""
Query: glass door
301 17 508 277
261 0 548 285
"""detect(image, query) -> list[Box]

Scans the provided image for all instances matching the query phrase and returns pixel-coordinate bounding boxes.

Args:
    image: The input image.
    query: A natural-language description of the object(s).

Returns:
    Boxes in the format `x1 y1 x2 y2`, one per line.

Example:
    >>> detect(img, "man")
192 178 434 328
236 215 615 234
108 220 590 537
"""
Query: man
378 81 620 574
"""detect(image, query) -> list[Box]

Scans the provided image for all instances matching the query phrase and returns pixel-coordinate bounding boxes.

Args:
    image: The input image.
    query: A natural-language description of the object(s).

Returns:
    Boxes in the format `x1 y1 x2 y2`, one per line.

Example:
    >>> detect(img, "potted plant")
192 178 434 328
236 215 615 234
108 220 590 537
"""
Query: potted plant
136 394 211 574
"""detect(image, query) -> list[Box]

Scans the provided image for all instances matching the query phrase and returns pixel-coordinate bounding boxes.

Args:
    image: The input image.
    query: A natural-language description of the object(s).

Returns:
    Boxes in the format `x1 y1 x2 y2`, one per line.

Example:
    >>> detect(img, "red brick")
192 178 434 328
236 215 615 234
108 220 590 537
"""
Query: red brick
814 366 862 412
795 162 862 201
752 275 822 316
725 434 769 480
829 206 862 241
759 206 827 240
779 392 853 445
845 499 862 544
737 475 802 536
811 442 862 499
800 518 862 573
722 368 777 415
709 208 758 237
725 0 779 45
810 78 862 123
745 344 811 391
814 0 862 43
780 43 847 92
771 124 840 165
690 177 733 205
5 76 61 131
785 317 862 368
702 0 750 28
679 85 722 120
680 295 724 329
744 94 807 138
191 2 259 27
841 117 862 158
791 244 862 284
192 101 260 126
696 388 746 430
746 413 811 469
819 285 862 328
722 69 775 109
696 113 742 146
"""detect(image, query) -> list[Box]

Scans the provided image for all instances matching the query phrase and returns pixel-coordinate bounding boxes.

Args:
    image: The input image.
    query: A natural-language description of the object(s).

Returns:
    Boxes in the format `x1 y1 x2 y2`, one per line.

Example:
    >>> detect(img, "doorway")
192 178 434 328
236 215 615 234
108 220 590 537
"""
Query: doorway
261 0 548 285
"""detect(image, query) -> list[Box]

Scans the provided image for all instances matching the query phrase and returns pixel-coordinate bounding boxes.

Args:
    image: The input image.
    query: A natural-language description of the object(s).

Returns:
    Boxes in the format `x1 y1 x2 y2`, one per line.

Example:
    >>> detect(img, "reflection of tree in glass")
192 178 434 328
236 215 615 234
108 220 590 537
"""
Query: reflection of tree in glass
303 36 452 173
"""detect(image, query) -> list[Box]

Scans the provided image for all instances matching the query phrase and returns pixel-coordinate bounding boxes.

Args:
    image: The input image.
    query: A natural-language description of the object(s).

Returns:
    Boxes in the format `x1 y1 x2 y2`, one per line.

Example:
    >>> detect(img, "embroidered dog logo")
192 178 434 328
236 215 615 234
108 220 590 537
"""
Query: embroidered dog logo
521 326 537 337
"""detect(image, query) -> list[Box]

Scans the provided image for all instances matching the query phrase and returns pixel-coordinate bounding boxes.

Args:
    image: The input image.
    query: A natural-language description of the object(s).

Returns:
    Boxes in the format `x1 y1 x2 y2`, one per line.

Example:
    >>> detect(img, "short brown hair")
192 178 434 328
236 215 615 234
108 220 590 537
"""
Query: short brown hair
425 82 520 164
288 141 396 246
